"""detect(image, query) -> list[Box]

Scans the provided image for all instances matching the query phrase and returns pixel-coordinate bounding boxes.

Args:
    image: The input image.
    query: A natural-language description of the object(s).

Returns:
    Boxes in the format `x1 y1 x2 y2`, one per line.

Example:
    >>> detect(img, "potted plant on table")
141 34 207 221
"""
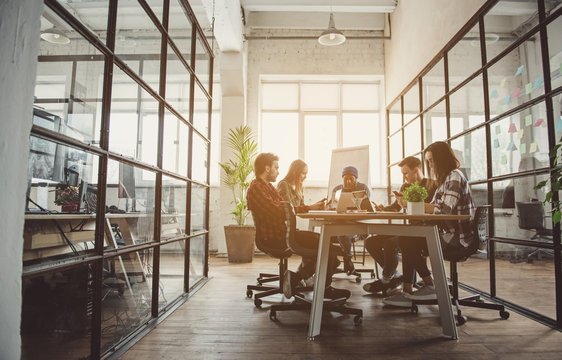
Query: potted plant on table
218 126 258 263
54 184 80 212
403 181 428 215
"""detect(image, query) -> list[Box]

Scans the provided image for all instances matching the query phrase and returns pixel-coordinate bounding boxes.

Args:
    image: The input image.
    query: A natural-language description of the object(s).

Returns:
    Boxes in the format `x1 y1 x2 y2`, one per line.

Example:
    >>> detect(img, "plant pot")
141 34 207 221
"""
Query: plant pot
60 202 79 212
407 201 425 215
224 225 256 263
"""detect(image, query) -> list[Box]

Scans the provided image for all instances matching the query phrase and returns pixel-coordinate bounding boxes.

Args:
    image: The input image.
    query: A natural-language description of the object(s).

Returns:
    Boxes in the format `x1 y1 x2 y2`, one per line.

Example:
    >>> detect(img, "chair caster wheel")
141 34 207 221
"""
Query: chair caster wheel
355 276 361 283
254 298 262 308
246 290 253 298
456 315 467 325
500 310 510 319
269 311 277 321
411 304 418 313
354 316 362 325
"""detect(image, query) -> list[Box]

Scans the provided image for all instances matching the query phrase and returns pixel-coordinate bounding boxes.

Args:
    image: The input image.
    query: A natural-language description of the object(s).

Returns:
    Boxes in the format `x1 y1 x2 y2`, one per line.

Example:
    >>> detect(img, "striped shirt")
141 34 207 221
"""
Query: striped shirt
431 169 476 248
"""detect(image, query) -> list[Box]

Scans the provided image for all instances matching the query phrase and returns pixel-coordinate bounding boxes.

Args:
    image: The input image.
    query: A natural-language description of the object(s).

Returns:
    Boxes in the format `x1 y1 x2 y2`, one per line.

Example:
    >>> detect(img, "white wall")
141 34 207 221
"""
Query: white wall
0 0 43 358
384 0 487 105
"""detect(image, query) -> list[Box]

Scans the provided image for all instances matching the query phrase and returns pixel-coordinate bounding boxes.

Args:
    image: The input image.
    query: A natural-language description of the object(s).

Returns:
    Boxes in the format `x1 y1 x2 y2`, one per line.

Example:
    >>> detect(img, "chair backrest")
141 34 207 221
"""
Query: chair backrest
516 201 545 231
280 201 297 249
473 205 491 253
250 210 292 258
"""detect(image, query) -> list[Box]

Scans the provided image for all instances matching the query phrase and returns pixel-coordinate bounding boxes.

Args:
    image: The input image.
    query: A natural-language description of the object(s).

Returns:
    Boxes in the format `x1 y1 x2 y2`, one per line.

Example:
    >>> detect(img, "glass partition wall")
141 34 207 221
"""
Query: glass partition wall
23 0 212 358
386 0 562 329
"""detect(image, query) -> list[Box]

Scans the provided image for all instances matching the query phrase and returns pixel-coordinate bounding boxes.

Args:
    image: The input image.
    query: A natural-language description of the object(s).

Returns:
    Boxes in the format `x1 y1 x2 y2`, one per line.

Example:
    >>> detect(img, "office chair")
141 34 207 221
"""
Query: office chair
515 202 554 262
331 236 376 283
411 205 510 325
268 202 363 325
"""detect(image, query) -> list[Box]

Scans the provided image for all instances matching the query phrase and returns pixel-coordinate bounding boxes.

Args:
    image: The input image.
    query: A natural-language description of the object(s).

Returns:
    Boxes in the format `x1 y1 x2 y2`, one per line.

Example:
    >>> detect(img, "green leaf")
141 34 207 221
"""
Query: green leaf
553 211 561 225
534 180 548 190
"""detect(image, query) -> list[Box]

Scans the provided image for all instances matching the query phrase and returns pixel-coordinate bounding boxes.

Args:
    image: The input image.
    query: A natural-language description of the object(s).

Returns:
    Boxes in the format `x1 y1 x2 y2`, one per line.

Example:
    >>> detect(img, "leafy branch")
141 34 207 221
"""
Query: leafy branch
402 181 428 203
534 139 562 225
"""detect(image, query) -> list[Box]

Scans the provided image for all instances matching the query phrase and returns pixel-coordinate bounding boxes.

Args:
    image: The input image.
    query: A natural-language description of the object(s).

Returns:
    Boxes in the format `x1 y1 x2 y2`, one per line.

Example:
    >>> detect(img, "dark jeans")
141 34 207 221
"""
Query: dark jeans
295 230 339 286
364 235 399 278
335 235 354 258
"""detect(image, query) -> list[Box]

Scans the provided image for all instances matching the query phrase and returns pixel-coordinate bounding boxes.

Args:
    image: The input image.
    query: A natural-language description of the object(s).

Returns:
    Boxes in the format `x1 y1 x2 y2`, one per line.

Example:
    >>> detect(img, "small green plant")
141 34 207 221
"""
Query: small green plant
534 138 562 225
402 181 428 203
218 126 258 225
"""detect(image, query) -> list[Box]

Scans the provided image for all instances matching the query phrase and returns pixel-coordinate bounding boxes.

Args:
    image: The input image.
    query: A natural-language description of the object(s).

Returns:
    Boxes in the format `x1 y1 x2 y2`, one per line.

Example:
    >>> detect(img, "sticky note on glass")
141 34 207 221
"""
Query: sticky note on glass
491 89 499 98
518 129 524 139
501 153 508 165
520 143 526 154
530 142 538 153
533 77 543 89
525 83 532 94
494 138 500 148
508 123 517 133
496 105 503 114
495 125 501 135
533 118 544 127
525 115 533 126
515 65 525 76
506 141 517 151
557 118 562 131
513 87 521 98
503 95 511 105
500 78 507 88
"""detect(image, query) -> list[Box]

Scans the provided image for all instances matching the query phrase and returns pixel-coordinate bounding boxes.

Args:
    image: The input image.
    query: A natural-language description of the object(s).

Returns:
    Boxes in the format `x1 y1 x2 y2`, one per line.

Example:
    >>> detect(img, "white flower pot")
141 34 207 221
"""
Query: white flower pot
407 201 425 215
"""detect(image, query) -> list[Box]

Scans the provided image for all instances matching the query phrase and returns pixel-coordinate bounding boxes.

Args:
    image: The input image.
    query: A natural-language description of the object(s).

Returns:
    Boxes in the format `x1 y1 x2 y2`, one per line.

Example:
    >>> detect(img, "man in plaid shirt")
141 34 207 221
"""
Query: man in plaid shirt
247 153 351 300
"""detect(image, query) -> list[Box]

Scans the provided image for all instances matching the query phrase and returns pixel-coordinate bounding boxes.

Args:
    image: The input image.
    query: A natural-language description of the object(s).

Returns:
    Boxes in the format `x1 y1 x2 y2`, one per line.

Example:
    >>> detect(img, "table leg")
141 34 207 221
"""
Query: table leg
307 224 331 340
424 225 458 339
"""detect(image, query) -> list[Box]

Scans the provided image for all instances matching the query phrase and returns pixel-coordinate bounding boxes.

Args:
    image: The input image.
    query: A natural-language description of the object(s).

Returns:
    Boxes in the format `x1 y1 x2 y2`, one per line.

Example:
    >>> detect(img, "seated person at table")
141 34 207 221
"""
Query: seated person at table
246 153 350 299
329 166 371 274
277 159 326 209
383 141 475 307
363 156 437 294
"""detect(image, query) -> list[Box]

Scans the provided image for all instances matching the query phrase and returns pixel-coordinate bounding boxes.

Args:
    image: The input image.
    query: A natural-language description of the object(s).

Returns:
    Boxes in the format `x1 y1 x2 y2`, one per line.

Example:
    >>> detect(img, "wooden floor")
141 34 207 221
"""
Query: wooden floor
121 255 562 360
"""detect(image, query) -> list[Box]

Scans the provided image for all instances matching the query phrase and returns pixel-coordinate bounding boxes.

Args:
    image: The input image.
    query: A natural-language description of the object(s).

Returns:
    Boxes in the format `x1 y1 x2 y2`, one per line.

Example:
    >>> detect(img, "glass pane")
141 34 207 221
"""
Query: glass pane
449 75 485 136
494 243 555 319
389 132 402 165
545 0 562 16
422 57 445 109
388 100 402 134
471 183 489 208
450 127 487 182
547 14 562 90
21 264 92 360
301 83 339 110
36 10 105 146
487 42 545 118
53 0 108 42
403 82 420 116
161 176 187 241
262 83 298 110
493 173 553 243
403 118 421 156
342 83 379 110
168 0 193 68
109 67 160 166
25 140 98 265
194 29 211 93
343 113 380 184
166 49 191 121
101 248 153 353
105 160 156 249
193 83 210 138
163 110 189 177
192 133 208 184
191 184 207 234
423 101 447 146
304 114 336 182
189 235 206 286
457 253 491 300
146 0 164 22
555 92 562 143
159 240 185 308
260 113 298 176
484 0 539 61
491 102 550 177
390 164 402 186
448 24 482 87
115 0 161 86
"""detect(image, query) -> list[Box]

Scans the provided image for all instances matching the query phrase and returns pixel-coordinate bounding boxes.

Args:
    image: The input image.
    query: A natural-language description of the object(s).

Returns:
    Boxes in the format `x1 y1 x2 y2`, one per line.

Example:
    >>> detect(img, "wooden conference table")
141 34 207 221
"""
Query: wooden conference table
298 211 471 341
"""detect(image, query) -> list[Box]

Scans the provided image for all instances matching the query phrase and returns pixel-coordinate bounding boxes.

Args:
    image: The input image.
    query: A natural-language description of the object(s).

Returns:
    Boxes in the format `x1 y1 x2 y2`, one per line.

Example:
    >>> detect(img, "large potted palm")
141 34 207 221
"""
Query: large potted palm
219 126 258 263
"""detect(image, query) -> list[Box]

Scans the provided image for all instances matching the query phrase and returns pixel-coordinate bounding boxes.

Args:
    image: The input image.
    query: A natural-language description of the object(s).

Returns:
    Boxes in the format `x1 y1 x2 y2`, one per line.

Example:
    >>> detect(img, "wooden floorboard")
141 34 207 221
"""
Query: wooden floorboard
121 255 562 359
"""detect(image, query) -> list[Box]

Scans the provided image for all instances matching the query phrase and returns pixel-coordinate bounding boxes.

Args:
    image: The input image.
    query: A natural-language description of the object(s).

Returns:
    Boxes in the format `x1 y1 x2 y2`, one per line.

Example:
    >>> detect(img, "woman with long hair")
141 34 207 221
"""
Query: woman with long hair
277 159 325 209
383 141 476 307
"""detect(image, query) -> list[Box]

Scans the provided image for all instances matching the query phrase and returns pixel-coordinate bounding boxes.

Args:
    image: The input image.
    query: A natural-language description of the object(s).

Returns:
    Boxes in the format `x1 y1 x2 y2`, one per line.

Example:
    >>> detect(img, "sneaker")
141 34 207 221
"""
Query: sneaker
405 285 437 300
283 270 299 299
343 257 355 275
363 279 385 293
324 286 352 300
383 291 412 307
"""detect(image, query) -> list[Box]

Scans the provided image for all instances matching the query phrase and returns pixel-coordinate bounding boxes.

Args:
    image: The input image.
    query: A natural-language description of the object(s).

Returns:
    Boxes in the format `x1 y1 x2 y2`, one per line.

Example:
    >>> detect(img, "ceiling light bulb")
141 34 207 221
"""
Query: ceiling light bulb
40 28 70 45
318 13 346 46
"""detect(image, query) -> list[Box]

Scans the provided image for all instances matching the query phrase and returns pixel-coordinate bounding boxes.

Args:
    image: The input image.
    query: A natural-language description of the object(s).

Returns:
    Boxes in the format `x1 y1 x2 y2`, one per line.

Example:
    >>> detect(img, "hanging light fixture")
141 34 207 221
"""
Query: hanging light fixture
40 28 70 45
318 13 346 46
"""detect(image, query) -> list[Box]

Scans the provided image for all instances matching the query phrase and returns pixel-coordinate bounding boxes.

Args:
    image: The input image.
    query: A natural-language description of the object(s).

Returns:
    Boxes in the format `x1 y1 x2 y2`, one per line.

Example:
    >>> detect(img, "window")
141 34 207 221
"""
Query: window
259 78 384 185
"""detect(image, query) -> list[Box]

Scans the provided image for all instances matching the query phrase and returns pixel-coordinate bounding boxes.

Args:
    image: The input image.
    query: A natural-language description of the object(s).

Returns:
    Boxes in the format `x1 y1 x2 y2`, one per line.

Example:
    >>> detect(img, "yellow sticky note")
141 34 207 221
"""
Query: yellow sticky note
530 142 538 153
518 129 524 139
500 78 507 88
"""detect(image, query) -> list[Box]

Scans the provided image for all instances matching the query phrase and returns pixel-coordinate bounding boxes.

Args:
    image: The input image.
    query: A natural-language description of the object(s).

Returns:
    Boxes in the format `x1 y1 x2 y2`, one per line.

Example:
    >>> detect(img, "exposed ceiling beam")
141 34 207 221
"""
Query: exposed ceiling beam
240 0 397 13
